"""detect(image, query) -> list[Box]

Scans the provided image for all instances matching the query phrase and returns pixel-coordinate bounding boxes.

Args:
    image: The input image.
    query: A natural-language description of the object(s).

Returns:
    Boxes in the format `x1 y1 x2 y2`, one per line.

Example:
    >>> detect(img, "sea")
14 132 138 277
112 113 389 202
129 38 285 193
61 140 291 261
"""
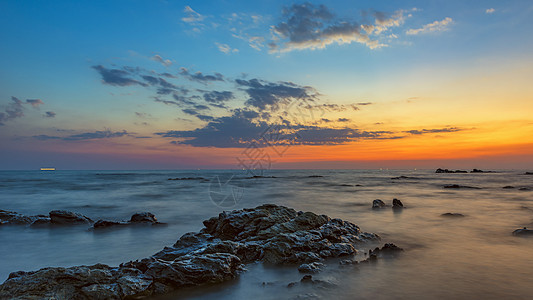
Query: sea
1 169 532 299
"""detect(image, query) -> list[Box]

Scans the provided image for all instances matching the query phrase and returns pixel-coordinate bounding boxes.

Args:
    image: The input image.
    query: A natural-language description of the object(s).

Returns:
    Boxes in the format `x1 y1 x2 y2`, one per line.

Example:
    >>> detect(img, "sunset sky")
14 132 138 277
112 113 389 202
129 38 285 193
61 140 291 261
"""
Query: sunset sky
1 0 533 170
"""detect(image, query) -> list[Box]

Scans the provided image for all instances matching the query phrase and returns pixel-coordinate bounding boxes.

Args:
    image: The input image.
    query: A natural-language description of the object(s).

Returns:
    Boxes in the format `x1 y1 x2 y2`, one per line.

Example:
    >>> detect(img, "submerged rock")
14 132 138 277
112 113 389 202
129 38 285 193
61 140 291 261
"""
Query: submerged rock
441 213 465 217
372 199 386 209
443 184 481 189
512 227 533 236
0 210 49 226
392 198 404 209
436 168 468 173
298 262 324 273
502 186 515 189
93 212 163 229
524 172 533 175
49 210 92 225
0 204 381 299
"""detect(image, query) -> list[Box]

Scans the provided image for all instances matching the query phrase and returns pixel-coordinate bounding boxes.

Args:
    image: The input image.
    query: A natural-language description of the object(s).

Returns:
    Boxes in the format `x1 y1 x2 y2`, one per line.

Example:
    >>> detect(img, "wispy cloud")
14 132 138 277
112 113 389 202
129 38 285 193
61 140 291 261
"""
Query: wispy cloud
33 129 130 141
406 17 453 35
485 8 496 14
26 99 44 108
182 6 205 23
179 68 224 83
403 127 463 135
215 42 239 54
236 78 317 110
92 65 148 87
150 54 173 67
44 111 56 118
0 97 24 125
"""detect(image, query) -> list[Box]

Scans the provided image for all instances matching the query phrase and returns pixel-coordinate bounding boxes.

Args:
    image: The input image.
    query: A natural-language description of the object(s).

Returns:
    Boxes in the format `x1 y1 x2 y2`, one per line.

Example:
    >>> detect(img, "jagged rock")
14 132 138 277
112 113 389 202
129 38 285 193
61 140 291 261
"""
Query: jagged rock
0 210 50 225
369 243 404 256
512 227 533 236
392 198 404 209
49 210 92 225
372 199 386 209
441 213 465 217
0 204 381 299
298 262 324 273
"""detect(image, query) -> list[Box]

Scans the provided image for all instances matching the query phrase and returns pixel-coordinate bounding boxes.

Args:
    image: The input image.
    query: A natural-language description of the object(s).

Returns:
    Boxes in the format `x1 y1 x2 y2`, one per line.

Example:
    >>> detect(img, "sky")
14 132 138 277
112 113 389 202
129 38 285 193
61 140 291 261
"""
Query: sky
1 0 533 170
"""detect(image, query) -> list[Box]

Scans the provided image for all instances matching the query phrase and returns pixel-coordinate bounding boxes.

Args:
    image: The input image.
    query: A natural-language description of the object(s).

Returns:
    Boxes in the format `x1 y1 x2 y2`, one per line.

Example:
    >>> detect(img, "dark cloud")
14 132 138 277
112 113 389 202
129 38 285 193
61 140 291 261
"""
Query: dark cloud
92 65 148 87
270 2 382 52
26 99 44 108
33 129 130 141
180 68 224 83
337 118 350 122
236 78 316 110
44 111 56 118
356 102 372 106
0 97 25 125
404 127 463 135
156 111 398 148
203 91 234 104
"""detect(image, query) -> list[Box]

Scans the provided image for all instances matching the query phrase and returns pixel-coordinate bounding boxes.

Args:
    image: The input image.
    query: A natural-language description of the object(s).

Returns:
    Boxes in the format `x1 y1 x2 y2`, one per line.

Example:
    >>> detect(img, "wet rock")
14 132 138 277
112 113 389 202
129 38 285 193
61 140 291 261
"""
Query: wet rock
49 210 92 225
168 177 205 180
435 168 467 173
471 169 484 173
524 172 533 175
298 262 324 273
441 213 465 217
518 187 530 191
301 275 313 283
369 243 404 256
443 184 481 189
512 227 533 236
93 212 163 229
0 210 50 226
372 199 386 209
391 176 419 180
93 220 129 229
130 212 157 223
308 175 324 178
392 198 404 209
0 204 381 299
503 186 515 189
339 259 358 265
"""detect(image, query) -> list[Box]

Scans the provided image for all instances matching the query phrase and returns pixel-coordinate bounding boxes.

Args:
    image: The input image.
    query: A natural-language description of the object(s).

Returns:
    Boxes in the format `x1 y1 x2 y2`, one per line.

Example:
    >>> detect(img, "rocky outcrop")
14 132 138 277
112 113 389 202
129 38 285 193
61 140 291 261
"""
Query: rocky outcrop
372 199 386 209
0 210 49 226
0 204 381 299
49 210 92 225
93 212 164 229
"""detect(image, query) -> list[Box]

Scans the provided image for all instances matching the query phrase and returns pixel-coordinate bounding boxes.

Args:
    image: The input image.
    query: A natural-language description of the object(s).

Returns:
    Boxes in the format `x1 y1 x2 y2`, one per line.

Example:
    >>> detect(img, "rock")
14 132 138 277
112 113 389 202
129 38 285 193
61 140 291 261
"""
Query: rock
168 177 205 180
471 169 484 173
0 210 50 226
443 184 481 189
512 227 533 236
524 172 533 175
49 210 92 225
364 243 404 261
298 262 324 273
435 168 467 173
503 186 515 189
1 204 382 299
308 175 324 178
339 259 358 265
518 187 530 191
130 212 157 223
391 176 418 180
392 198 404 209
93 212 163 229
301 275 313 283
372 199 386 209
441 213 465 217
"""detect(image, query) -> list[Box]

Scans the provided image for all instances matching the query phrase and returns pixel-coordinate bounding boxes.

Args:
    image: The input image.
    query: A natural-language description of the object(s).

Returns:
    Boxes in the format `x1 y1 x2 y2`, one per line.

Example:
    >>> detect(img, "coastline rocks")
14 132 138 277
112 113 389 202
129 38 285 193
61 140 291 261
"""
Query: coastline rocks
512 227 533 236
0 204 381 299
392 198 404 209
298 262 324 273
372 199 386 209
0 210 50 226
436 168 467 173
93 212 163 229
49 210 92 225
441 213 465 217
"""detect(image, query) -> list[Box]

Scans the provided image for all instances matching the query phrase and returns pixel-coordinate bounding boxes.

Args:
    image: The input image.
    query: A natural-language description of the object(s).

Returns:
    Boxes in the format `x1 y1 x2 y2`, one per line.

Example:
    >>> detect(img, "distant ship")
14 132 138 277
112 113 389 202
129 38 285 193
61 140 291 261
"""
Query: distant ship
40 167 56 171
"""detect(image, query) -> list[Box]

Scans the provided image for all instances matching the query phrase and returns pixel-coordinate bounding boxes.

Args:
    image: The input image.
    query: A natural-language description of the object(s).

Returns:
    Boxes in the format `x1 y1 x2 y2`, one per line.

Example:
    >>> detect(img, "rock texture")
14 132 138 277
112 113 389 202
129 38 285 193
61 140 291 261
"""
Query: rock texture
0 210 49 226
49 210 93 225
0 204 380 299
93 212 163 229
372 199 386 209
392 198 404 209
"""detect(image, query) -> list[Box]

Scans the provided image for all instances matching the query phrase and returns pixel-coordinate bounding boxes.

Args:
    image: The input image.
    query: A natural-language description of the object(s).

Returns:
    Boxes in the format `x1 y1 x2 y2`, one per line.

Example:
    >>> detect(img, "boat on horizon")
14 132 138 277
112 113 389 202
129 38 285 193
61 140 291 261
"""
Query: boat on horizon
40 167 56 171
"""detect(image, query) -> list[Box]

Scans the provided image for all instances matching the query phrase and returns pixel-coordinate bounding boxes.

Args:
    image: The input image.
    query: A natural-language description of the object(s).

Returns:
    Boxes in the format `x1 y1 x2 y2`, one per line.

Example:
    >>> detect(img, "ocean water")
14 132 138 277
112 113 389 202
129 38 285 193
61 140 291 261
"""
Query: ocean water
1 169 533 299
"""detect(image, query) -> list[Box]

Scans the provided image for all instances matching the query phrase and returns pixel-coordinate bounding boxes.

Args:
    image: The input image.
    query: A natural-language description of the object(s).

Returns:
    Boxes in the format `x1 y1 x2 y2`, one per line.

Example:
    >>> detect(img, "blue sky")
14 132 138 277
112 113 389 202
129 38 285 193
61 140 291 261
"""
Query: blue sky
1 0 533 169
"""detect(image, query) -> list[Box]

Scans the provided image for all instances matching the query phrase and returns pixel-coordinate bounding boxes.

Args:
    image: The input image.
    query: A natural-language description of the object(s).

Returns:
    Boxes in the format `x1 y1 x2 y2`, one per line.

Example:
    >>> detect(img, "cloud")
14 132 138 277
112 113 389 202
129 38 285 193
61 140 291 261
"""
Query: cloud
180 68 224 83
156 110 399 148
0 97 25 125
404 127 463 135
269 3 388 52
44 111 56 118
92 65 148 87
406 17 453 35
215 42 239 54
337 118 350 122
33 129 130 141
485 8 496 14
150 54 173 66
182 6 205 23
236 78 317 110
203 91 234 104
26 99 44 108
